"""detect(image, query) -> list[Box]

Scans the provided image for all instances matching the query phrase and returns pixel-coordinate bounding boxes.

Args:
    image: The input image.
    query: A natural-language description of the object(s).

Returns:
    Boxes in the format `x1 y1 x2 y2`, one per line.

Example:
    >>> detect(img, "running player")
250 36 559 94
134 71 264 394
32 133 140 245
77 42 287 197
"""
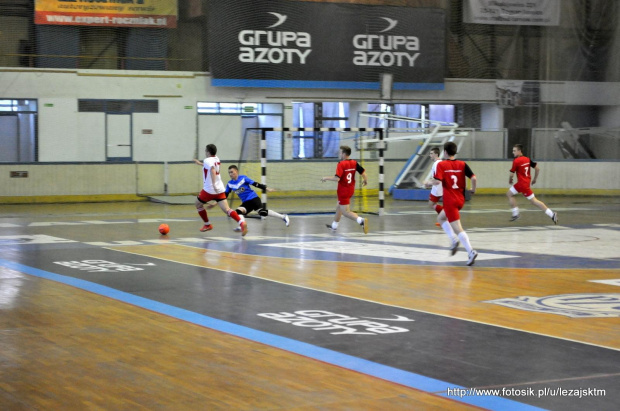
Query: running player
507 144 557 224
424 147 444 226
222 165 290 231
320 145 368 234
432 141 478 266
193 144 247 236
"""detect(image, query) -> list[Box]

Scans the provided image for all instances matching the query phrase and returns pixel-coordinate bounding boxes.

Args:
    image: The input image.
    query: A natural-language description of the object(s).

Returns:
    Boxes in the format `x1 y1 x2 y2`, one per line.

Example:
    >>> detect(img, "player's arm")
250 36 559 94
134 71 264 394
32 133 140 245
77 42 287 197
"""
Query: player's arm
531 163 540 185
356 163 368 186
465 164 477 194
209 165 221 192
321 175 340 183
509 171 515 185
193 158 203 166
251 181 275 192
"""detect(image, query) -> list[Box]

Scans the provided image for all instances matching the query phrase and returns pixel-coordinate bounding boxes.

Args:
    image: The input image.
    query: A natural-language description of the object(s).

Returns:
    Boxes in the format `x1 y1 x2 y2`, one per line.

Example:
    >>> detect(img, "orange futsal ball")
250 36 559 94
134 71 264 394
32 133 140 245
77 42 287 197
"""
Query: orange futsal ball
159 223 170 235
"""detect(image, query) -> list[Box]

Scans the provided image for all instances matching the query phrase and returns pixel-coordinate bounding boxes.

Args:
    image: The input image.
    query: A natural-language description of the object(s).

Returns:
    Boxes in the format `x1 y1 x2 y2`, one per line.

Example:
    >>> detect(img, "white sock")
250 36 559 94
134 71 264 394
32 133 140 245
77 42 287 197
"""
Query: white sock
331 221 339 229
511 207 519 216
267 210 284 219
356 217 364 225
458 231 473 254
545 208 554 217
440 221 457 243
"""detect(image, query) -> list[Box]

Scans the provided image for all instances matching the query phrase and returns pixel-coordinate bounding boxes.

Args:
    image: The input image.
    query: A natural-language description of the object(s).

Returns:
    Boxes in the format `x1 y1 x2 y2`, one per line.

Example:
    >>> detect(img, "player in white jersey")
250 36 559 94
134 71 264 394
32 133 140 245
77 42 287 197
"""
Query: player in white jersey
193 144 247 236
424 147 444 225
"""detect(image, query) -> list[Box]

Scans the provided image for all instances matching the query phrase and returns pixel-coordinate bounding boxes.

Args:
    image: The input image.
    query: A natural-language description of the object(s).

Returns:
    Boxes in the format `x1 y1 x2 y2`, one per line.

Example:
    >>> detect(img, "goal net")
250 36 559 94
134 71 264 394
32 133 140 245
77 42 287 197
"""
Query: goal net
233 127 385 215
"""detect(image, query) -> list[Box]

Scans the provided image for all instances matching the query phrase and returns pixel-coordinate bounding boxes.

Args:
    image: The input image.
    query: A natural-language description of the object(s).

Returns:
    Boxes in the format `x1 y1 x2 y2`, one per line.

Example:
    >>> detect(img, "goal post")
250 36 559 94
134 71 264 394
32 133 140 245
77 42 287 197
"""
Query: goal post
237 127 385 216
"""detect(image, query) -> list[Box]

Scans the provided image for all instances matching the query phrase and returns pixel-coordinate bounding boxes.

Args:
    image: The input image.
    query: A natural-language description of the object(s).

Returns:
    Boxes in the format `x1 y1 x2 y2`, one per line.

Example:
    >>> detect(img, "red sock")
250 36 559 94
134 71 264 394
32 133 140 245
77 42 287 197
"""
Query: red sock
434 204 443 213
198 208 209 223
227 209 241 222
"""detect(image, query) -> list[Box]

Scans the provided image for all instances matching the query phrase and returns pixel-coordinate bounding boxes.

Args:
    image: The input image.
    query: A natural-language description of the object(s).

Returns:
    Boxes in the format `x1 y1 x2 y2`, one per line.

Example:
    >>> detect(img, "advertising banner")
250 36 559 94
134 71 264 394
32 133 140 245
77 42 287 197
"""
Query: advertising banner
34 0 178 28
207 0 445 90
464 0 560 26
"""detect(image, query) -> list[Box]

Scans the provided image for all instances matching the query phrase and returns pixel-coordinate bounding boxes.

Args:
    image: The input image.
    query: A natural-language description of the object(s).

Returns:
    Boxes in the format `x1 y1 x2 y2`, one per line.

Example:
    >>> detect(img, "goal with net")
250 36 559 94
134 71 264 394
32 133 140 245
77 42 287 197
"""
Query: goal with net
233 127 385 216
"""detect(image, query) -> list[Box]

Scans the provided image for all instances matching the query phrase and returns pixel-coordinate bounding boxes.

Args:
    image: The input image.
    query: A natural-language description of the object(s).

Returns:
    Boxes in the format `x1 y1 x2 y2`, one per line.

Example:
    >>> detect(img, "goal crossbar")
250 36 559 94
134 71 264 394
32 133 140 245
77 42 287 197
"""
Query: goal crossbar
249 127 385 216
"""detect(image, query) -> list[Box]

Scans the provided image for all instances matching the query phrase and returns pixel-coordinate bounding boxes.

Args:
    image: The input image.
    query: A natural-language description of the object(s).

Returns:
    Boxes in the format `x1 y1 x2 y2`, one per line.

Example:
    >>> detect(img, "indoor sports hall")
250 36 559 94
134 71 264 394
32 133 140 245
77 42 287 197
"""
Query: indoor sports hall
1 1 620 410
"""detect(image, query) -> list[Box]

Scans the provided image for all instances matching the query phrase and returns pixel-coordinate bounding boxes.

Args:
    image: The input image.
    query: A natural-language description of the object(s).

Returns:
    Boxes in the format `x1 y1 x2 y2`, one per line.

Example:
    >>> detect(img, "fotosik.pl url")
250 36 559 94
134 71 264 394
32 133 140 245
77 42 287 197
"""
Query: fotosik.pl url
446 387 606 399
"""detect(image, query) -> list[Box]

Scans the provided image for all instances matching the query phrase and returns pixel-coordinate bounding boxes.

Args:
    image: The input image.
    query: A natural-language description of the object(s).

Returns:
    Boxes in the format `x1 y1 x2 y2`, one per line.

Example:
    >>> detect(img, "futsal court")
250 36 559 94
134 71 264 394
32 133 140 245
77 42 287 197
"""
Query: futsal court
1 194 619 410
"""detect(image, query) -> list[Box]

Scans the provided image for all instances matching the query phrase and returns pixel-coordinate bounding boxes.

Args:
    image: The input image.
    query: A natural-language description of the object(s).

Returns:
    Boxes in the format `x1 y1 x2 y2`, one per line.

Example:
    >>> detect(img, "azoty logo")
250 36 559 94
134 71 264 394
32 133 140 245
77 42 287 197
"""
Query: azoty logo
353 17 421 67
238 12 312 64
258 309 413 335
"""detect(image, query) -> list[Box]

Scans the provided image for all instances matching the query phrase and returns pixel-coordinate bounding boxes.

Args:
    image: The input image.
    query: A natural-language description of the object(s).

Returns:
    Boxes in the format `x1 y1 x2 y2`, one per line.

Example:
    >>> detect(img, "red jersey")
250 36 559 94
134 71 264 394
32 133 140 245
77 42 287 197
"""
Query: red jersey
335 159 365 188
434 159 474 205
510 156 537 185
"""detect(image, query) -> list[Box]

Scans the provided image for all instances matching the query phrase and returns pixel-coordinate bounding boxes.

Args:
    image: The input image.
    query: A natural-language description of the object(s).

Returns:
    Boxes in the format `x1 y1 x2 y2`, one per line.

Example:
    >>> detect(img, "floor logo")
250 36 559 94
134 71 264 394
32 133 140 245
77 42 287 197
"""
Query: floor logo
484 293 620 318
54 260 155 272
257 309 413 335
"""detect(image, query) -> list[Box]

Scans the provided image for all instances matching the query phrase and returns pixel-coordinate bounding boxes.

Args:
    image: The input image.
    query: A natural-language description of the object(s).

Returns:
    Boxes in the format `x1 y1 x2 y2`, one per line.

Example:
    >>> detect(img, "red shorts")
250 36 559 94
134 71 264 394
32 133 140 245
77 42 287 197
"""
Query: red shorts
197 190 226 203
337 185 355 206
512 181 534 198
443 199 464 223
429 194 441 203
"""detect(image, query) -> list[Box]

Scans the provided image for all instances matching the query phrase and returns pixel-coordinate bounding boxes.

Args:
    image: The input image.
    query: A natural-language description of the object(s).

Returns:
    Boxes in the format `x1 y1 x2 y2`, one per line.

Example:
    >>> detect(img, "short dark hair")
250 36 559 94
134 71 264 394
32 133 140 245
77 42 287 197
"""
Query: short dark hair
443 141 457 156
513 144 524 154
228 165 238 171
206 144 217 155
340 145 352 156
430 147 440 156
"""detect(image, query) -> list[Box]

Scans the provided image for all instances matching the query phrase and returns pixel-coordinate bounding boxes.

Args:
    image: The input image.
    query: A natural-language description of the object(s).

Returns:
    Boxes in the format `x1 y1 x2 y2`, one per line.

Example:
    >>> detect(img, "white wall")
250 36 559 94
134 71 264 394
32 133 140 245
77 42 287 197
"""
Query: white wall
1 68 620 164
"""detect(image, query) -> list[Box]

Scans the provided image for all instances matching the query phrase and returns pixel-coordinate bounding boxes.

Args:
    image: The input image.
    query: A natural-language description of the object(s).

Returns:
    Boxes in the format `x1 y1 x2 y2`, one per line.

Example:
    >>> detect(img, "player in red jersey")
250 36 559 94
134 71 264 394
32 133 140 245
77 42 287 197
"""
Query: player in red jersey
321 145 369 234
432 142 478 266
507 144 557 224
193 144 247 236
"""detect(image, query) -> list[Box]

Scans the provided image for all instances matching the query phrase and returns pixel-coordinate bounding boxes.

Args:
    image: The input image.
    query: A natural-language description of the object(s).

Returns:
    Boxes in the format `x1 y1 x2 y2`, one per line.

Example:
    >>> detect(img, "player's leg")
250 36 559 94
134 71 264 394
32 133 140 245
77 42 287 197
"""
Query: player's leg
340 203 368 234
217 198 247 235
528 194 557 224
507 186 520 221
437 208 459 254
327 203 343 231
429 194 443 226
195 191 213 232
257 203 289 226
448 218 477 265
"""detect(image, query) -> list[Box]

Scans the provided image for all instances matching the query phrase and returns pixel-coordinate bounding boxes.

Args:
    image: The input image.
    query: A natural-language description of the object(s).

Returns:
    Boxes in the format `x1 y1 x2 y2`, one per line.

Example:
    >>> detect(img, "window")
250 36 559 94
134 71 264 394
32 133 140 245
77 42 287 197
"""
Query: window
292 102 349 159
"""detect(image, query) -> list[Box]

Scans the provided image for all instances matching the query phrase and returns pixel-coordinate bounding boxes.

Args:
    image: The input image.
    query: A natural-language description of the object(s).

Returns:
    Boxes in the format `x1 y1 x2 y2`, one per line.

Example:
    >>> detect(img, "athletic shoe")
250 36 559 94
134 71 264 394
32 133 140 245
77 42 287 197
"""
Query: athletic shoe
283 214 290 227
240 221 248 236
362 218 369 234
200 224 213 232
233 227 242 232
551 212 558 225
467 250 478 266
510 215 520 222
325 224 337 232
450 240 460 256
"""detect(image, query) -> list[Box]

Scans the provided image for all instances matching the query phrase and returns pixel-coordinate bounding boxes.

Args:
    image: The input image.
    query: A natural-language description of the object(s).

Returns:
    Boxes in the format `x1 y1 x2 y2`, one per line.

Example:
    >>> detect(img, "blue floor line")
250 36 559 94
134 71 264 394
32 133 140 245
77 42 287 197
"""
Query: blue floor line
1 258 544 411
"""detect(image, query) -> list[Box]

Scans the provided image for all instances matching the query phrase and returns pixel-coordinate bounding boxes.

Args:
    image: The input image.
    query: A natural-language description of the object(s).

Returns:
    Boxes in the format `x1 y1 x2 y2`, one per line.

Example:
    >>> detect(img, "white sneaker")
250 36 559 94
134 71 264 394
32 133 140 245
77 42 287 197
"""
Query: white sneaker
283 214 290 227
325 224 337 232
233 227 242 232
467 250 478 266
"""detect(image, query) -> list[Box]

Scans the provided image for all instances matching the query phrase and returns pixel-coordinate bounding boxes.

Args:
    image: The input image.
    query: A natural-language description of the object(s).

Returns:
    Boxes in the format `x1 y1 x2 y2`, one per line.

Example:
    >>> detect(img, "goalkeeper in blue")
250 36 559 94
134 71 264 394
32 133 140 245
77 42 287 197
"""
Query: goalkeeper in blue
217 165 290 231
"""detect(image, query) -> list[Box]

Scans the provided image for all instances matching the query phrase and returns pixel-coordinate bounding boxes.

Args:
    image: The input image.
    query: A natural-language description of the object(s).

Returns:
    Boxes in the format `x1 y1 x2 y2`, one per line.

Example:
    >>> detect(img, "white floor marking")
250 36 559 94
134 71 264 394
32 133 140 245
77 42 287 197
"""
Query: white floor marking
261 241 517 263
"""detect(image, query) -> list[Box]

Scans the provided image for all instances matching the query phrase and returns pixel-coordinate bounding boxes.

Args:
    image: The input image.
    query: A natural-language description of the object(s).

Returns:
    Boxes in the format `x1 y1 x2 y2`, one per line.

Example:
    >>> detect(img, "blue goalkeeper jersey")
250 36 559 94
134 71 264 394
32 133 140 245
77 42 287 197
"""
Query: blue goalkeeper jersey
225 175 259 203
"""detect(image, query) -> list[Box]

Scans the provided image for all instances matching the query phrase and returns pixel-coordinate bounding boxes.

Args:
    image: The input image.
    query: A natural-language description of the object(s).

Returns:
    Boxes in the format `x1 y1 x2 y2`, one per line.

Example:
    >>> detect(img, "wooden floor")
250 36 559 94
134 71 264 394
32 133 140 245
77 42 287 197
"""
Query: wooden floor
1 195 619 410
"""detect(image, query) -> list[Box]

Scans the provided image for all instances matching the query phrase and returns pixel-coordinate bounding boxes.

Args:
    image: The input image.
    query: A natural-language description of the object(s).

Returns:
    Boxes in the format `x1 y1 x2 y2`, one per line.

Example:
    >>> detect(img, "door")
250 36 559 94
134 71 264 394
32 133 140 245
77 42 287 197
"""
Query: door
106 113 132 161
0 114 19 162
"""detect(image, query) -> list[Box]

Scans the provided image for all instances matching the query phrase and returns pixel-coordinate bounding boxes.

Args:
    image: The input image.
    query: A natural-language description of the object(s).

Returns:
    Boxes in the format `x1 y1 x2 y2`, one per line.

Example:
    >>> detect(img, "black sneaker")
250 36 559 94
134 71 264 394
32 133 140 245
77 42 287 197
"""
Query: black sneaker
450 240 460 256
467 250 478 266
510 215 520 222
551 212 558 225
325 224 336 232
